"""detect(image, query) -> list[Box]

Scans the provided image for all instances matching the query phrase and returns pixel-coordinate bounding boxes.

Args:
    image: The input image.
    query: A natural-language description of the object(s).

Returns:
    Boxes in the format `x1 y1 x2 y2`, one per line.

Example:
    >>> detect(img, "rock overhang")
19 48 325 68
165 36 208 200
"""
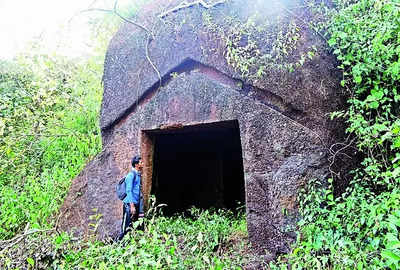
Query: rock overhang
101 0 342 135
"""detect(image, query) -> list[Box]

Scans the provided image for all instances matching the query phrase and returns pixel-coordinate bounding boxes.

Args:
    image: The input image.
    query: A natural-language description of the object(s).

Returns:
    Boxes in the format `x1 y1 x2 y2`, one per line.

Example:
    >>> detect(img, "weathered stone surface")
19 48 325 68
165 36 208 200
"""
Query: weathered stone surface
61 0 346 257
101 0 342 135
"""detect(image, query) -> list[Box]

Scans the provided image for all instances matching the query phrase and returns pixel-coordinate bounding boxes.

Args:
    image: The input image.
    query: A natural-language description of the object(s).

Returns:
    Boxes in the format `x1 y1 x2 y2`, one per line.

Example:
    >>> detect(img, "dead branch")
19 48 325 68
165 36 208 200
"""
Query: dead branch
112 0 151 35
10 133 72 138
0 228 54 253
54 210 64 234
158 0 228 19
328 137 357 179
145 33 162 89
78 7 149 34
77 0 162 87
78 0 151 35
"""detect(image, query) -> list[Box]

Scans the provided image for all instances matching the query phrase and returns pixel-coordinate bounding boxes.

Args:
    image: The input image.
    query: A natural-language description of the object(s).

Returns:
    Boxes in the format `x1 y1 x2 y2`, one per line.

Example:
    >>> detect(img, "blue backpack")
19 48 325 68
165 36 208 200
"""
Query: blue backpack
116 177 127 200
116 171 137 200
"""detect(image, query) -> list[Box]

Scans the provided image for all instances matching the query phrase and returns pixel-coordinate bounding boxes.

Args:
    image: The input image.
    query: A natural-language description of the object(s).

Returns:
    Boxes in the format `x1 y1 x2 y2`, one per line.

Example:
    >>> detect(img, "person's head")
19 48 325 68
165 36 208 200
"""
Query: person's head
131 155 142 171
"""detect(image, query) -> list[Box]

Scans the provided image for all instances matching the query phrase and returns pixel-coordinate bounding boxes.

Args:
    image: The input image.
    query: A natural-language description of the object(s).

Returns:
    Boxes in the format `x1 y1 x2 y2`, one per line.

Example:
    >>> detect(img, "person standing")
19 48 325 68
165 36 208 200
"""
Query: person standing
119 155 144 240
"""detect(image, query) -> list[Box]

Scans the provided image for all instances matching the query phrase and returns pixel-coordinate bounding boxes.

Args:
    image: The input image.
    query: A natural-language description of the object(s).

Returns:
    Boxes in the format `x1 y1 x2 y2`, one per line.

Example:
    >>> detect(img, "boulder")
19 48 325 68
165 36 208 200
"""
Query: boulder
60 0 345 256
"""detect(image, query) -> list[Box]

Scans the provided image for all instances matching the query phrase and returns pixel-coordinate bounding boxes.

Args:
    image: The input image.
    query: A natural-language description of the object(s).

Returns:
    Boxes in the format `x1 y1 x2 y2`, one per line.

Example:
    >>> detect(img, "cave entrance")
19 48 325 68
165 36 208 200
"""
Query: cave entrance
143 120 245 215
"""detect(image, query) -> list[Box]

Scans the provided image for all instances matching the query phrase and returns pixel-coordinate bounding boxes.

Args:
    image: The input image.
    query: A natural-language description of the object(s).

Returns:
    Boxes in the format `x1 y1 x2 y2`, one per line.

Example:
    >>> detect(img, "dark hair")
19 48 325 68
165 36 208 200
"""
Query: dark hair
132 155 141 167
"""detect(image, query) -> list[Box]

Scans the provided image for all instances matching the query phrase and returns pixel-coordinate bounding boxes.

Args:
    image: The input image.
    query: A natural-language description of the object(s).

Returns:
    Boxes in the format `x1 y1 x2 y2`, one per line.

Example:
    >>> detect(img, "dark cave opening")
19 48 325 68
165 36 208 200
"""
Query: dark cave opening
147 120 245 216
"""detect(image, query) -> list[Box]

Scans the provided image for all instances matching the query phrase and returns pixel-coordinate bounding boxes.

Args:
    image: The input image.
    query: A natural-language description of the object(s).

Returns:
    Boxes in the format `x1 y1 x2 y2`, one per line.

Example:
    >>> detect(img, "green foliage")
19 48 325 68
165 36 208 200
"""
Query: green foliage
0 2 252 269
272 178 400 269
202 11 317 78
1 207 250 269
271 0 400 269
0 51 103 239
68 208 248 270
0 0 148 240
5 0 400 269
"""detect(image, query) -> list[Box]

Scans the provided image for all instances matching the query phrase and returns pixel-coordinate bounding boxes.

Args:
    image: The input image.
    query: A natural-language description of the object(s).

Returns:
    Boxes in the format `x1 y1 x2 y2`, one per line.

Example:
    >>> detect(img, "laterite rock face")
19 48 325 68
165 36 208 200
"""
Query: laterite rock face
60 0 345 257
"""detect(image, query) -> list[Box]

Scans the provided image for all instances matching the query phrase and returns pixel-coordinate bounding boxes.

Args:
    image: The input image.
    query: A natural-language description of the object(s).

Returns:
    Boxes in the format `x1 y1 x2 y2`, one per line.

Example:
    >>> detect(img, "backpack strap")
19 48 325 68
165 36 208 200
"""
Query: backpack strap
118 177 125 185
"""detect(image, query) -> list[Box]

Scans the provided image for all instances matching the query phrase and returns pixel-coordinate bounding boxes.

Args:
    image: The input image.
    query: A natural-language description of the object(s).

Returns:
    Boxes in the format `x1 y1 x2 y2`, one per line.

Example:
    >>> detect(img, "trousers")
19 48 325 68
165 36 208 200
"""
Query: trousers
119 198 144 240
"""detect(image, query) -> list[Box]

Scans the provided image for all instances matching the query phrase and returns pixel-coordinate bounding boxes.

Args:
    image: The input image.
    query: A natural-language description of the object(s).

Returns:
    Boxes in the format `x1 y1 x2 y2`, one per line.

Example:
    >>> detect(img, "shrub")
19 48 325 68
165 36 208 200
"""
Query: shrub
272 1 400 269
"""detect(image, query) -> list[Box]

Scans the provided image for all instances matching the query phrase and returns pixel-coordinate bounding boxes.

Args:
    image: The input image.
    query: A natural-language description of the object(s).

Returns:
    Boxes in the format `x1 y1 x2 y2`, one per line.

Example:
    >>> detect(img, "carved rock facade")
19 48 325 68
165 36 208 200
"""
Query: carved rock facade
60 0 344 256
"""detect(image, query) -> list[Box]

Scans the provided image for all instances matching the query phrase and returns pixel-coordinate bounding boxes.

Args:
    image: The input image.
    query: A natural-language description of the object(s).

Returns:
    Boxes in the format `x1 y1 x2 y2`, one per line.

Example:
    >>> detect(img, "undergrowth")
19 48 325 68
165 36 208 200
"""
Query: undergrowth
2 0 400 269
0 53 103 239
0 0 144 243
0 2 254 269
1 206 251 269
271 0 400 269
